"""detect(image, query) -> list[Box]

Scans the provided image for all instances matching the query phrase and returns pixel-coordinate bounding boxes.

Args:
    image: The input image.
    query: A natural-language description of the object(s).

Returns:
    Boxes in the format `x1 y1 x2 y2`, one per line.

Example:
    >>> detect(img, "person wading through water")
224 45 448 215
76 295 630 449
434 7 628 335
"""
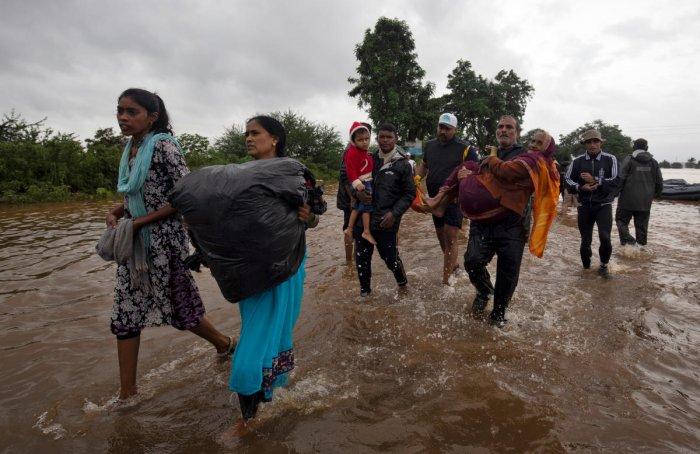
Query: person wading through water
105 88 234 400
416 113 478 285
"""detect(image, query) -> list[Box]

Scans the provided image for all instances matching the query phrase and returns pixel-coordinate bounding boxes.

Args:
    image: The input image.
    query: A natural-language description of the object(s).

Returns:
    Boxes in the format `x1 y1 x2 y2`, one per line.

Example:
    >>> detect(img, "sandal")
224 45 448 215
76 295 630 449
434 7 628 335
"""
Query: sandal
217 336 236 359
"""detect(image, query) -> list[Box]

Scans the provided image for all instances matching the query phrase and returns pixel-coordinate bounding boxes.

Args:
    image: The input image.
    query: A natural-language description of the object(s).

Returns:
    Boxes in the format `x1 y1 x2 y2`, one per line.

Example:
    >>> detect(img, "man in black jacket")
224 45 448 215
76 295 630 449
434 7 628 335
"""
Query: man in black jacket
616 138 663 246
353 123 416 297
564 129 620 278
464 115 528 327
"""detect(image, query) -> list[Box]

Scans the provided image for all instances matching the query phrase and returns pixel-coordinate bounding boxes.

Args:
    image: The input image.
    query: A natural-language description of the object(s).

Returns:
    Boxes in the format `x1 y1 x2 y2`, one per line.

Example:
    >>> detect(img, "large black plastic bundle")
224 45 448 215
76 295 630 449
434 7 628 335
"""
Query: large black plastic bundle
170 158 308 303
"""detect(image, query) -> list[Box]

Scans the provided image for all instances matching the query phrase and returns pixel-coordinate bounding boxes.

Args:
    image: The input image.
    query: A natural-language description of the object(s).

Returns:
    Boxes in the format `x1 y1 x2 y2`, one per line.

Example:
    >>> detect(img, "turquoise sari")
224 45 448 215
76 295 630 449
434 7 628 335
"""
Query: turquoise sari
229 255 306 399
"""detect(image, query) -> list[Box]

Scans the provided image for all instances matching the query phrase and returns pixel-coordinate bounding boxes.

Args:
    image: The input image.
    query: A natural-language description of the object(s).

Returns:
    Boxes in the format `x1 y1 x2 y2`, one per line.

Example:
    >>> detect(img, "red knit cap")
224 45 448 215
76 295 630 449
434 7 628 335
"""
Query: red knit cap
349 121 369 141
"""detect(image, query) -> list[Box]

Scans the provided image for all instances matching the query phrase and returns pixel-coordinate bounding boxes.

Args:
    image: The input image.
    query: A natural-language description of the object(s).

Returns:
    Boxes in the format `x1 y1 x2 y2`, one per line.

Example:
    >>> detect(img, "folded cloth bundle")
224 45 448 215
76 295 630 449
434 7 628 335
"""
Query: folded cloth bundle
96 217 150 291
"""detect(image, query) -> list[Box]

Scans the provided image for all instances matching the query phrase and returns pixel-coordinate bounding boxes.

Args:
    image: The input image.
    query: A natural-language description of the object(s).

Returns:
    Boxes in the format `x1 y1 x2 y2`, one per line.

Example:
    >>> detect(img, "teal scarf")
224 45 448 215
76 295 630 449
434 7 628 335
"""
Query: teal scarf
117 132 177 254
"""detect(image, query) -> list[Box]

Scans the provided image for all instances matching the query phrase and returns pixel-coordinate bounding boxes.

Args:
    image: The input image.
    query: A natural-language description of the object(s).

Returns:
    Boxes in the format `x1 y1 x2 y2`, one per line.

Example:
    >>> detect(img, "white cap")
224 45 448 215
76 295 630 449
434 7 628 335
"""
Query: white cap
438 113 458 128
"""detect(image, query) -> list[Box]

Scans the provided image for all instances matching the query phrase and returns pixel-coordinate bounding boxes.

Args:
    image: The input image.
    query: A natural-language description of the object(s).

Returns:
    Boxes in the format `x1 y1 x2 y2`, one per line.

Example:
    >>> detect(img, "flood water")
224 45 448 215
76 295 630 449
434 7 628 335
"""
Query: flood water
1 174 699 452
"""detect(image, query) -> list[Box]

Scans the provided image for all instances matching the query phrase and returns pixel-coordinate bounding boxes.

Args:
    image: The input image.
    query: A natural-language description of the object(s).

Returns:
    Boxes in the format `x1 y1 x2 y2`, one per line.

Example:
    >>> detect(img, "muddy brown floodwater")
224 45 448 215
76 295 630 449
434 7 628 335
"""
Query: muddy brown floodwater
0 188 698 452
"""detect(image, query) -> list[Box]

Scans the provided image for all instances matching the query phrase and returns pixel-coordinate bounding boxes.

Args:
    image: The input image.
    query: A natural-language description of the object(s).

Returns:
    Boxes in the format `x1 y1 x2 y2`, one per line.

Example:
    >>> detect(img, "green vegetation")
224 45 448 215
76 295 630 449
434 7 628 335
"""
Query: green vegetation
0 110 343 204
348 17 534 148
556 119 632 163
348 17 435 142
443 60 533 149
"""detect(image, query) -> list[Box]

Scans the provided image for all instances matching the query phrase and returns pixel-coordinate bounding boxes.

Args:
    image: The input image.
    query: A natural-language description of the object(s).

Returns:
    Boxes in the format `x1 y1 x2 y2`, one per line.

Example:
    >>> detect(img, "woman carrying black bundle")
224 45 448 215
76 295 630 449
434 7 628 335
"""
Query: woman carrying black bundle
225 116 319 428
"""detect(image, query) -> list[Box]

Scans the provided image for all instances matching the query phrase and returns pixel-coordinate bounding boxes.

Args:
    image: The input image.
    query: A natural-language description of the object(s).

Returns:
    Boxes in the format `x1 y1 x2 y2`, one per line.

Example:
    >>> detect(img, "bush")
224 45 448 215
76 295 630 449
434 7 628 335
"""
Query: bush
95 187 114 199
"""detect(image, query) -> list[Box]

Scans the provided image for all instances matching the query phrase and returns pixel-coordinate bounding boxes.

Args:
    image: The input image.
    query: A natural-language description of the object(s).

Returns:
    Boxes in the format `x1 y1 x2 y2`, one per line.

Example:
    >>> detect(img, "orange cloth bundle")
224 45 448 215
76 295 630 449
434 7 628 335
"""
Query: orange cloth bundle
520 156 560 257
411 175 428 212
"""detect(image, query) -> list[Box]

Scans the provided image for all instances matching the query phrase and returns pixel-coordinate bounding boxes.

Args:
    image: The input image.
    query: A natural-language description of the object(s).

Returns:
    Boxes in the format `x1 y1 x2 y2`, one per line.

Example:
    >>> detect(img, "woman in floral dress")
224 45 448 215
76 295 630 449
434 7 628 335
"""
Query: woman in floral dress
106 88 233 399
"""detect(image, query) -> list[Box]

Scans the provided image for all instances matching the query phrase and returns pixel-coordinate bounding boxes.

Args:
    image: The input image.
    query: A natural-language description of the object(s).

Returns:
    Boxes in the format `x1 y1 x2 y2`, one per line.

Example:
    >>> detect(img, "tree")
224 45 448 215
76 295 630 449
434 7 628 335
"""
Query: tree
444 60 491 148
659 160 671 169
348 17 434 141
178 133 218 169
272 111 344 170
685 157 697 168
671 162 683 169
213 124 247 162
212 111 344 177
557 120 632 162
443 60 533 149
0 110 52 143
491 69 534 123
84 127 123 148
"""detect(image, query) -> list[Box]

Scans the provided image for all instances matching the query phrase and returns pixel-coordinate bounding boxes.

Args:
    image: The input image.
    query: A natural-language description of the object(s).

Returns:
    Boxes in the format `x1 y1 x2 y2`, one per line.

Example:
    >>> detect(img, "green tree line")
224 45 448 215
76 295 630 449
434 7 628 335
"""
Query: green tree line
348 17 534 148
0 110 344 203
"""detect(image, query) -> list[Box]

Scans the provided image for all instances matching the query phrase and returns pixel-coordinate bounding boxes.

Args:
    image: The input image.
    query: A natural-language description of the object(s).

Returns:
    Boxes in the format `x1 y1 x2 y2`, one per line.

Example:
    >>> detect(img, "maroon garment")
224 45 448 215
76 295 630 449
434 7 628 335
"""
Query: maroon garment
439 162 508 222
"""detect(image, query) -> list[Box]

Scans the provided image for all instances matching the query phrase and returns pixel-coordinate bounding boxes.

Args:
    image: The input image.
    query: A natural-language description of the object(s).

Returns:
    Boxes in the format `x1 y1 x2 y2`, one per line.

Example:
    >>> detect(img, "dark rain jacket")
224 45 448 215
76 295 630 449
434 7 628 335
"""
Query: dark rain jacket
498 143 526 162
336 145 352 211
564 151 620 206
617 150 663 211
354 146 415 232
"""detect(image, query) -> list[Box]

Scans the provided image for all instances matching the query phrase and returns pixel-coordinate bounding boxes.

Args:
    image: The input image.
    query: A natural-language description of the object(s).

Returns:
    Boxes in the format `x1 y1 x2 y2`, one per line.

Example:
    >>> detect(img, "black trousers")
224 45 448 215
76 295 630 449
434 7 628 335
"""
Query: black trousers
615 207 650 246
464 213 526 320
577 204 613 266
354 228 407 293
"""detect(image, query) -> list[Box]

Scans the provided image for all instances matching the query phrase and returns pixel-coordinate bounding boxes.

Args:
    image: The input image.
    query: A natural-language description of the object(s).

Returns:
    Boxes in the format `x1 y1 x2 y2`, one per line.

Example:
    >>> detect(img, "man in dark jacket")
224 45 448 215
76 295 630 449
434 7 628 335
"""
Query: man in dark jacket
564 129 620 278
464 115 528 327
615 138 663 246
353 123 416 297
417 113 478 285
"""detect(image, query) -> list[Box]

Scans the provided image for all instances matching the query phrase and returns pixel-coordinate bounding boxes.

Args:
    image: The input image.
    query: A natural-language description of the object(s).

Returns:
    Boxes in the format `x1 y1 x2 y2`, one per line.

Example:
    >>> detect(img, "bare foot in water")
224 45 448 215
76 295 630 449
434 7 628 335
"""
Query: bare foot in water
361 231 377 245
218 418 255 446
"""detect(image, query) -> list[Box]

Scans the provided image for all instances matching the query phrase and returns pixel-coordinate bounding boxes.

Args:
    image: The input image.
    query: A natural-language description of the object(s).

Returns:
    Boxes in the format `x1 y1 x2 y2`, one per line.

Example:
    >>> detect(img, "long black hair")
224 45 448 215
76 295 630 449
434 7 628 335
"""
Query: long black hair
247 115 286 157
118 88 173 135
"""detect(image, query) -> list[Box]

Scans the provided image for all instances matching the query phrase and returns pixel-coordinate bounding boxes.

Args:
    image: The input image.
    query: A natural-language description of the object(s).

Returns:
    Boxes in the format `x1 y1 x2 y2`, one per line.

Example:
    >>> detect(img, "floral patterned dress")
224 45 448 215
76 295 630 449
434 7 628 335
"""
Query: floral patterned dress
110 139 205 337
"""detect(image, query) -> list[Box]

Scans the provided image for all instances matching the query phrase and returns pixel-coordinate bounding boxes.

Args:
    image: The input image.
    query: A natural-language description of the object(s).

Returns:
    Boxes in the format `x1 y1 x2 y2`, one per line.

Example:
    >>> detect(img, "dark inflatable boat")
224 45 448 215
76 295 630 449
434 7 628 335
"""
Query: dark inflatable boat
660 179 700 201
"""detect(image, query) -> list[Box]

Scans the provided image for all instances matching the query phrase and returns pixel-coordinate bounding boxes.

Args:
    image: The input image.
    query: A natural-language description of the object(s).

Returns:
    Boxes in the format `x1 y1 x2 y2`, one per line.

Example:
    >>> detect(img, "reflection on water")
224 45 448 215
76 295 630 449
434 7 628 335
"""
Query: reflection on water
0 195 698 452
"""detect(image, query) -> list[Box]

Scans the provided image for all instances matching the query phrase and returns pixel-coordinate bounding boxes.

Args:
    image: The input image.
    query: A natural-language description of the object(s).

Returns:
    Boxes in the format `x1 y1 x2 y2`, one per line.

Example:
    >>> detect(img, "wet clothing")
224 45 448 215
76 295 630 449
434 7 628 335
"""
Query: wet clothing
465 212 527 322
336 145 352 211
432 203 464 229
564 151 620 206
344 144 373 189
484 148 560 258
423 138 478 196
353 229 407 294
615 149 663 246
111 139 204 337
617 150 663 211
351 146 414 293
356 181 374 213
352 147 415 233
230 255 306 416
616 209 651 246
578 204 613 266
498 143 526 162
463 142 527 322
424 138 477 230
342 208 352 231
564 151 619 266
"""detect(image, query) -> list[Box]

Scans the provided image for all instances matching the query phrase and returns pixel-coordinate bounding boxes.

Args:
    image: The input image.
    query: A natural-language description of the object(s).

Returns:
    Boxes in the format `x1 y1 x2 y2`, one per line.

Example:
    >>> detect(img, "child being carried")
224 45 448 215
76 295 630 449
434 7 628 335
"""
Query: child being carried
344 122 376 245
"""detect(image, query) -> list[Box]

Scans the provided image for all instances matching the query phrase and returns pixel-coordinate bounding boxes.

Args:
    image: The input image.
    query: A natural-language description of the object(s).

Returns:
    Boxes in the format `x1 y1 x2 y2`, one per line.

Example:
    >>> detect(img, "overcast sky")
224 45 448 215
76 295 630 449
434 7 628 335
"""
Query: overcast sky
1 0 699 162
